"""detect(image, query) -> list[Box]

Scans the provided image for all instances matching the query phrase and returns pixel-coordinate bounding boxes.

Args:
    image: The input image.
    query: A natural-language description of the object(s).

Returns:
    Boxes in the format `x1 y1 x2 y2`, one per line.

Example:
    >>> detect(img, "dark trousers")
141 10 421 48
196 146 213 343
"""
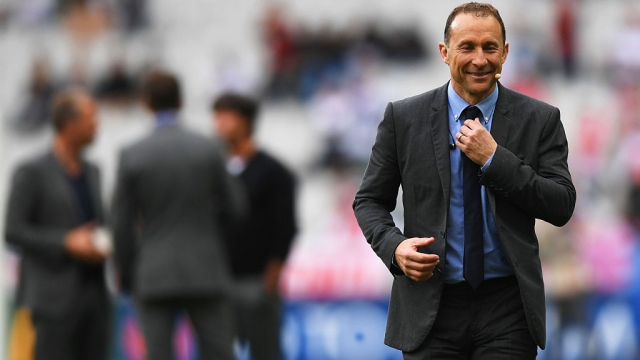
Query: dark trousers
403 276 537 360
136 294 235 360
33 283 110 360
232 277 282 360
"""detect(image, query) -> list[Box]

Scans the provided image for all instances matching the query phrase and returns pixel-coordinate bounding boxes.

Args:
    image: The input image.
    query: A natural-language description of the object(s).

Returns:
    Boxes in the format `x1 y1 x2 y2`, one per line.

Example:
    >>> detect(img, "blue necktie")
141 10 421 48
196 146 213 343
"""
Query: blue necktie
461 105 484 289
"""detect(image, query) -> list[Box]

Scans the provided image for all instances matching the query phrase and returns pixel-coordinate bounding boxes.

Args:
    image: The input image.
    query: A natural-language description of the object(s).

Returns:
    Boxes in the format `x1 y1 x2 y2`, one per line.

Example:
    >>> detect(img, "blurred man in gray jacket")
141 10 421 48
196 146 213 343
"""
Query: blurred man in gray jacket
111 70 245 360
5 88 110 360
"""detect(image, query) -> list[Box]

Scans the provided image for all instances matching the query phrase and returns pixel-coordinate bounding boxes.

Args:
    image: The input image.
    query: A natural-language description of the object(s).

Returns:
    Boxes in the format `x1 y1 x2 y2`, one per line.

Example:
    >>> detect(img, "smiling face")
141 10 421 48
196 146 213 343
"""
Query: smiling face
439 12 509 104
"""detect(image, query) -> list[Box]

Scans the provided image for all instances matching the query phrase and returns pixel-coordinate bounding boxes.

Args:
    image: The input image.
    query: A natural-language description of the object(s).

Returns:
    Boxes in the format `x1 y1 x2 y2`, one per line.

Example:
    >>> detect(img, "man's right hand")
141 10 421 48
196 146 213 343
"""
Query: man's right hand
394 237 440 282
64 223 106 264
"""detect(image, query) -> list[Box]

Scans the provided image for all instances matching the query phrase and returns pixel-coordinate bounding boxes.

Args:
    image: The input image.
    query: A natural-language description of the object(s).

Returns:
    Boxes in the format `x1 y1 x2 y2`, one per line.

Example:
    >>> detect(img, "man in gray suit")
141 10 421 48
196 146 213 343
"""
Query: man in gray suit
353 3 576 359
5 88 110 360
111 70 244 360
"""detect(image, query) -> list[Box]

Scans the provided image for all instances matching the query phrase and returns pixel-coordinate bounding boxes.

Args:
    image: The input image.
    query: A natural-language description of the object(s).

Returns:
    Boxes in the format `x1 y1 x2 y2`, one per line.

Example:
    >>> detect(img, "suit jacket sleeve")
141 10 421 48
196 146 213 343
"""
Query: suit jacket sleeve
4 164 68 264
353 102 407 274
480 107 576 226
111 152 137 294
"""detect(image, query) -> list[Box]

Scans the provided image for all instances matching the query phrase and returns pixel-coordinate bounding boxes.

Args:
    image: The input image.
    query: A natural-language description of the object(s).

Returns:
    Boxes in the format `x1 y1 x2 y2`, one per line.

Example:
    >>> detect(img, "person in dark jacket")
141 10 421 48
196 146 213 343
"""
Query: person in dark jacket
213 92 297 360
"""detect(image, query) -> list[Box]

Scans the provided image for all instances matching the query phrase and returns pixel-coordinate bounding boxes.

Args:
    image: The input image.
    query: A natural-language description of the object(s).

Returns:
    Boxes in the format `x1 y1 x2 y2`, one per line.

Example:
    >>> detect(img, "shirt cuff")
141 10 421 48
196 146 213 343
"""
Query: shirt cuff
481 150 496 173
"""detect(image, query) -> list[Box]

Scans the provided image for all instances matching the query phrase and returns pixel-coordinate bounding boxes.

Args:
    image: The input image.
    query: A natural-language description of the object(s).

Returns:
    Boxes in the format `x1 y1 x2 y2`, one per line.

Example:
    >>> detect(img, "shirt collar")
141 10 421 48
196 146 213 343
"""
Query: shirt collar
447 82 499 124
155 110 179 129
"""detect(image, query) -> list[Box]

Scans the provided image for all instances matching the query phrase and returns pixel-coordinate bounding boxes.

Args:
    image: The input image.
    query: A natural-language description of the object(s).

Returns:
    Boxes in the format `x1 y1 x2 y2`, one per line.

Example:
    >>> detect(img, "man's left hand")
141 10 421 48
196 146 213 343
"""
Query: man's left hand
456 118 498 165
263 259 283 295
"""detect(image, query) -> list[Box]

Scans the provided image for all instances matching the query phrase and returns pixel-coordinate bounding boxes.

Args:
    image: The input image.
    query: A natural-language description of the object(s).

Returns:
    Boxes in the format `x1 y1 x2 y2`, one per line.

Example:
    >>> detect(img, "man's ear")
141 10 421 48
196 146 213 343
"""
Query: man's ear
438 42 449 65
502 42 509 64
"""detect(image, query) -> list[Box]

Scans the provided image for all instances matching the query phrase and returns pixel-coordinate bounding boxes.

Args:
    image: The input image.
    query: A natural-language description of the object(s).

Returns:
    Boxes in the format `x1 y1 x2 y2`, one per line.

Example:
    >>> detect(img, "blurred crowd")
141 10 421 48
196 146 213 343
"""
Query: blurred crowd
262 6 430 170
0 0 148 132
263 6 428 102
0 0 148 34
5 0 149 133
3 0 640 359
11 55 142 132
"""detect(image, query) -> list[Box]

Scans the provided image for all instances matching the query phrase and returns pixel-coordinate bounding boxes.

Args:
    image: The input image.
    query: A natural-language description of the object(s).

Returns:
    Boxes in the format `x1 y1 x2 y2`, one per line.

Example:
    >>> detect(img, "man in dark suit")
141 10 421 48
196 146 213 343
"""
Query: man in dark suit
213 93 297 360
353 3 576 359
111 70 245 360
5 88 110 360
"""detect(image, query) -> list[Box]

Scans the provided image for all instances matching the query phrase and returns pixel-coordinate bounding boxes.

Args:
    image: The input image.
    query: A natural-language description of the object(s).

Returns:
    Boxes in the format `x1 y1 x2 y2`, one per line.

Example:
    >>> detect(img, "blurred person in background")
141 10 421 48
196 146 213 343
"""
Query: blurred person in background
263 6 296 100
62 0 110 48
353 3 575 359
555 0 578 79
111 70 245 360
213 92 297 360
4 88 110 360
115 0 149 33
94 57 137 106
11 57 58 132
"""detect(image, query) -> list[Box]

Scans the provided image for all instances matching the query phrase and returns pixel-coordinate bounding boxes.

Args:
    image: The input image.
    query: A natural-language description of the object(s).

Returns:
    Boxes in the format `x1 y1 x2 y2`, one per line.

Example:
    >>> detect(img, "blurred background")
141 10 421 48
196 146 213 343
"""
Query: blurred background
1 0 640 359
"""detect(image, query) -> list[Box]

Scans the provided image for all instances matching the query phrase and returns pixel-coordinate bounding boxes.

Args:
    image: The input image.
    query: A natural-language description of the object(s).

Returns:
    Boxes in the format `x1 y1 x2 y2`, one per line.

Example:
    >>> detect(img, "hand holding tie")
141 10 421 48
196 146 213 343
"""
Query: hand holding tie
455 117 497 166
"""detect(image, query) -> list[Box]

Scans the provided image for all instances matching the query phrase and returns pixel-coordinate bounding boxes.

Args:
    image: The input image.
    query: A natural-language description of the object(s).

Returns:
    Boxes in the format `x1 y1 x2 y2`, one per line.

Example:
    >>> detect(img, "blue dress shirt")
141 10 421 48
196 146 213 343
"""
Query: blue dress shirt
155 110 179 129
443 83 513 283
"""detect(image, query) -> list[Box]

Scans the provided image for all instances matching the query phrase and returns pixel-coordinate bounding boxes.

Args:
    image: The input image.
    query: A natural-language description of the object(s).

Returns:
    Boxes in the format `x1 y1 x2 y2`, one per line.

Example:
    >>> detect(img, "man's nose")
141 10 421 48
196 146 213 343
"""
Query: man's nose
471 49 488 67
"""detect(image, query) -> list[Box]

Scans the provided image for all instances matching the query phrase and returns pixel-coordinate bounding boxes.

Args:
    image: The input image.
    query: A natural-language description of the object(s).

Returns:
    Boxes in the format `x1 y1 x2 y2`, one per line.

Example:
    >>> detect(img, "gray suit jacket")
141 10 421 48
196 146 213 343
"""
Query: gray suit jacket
111 125 245 300
353 82 576 351
5 152 105 317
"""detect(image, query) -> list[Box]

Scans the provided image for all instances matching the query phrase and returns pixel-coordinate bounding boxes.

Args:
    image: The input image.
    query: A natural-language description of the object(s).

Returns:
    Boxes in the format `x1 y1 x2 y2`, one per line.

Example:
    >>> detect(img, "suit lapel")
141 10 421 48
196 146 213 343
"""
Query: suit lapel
486 83 512 213
429 84 451 208
85 163 103 224
492 83 512 149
